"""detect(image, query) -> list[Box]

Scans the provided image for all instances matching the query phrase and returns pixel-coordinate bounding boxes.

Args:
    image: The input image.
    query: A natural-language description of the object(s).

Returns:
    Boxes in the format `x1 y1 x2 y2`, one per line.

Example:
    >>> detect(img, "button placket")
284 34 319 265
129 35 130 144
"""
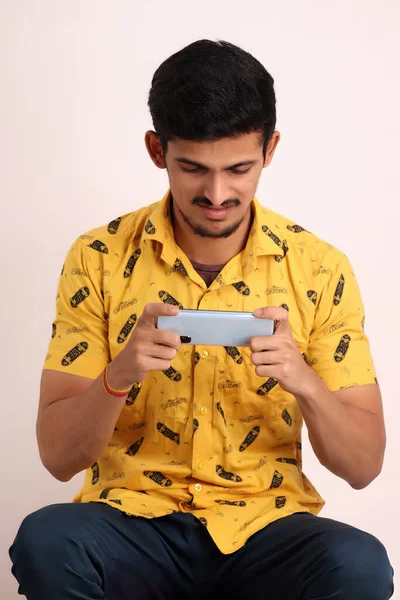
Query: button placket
191 345 214 493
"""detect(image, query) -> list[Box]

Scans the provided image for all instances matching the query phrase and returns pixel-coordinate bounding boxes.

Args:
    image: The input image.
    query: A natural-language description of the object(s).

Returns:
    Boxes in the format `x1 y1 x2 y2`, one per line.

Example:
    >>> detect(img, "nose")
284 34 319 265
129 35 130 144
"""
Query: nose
203 174 228 207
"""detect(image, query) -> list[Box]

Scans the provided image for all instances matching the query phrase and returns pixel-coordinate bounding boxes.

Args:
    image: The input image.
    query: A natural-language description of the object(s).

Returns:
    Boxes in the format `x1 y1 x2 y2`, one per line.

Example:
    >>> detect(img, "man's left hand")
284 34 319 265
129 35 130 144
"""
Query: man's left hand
250 306 317 397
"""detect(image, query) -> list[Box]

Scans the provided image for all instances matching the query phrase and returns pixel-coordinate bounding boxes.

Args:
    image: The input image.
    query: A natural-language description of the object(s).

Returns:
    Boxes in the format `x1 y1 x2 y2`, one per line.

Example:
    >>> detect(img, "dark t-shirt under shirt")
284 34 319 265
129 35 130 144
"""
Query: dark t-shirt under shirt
190 260 226 288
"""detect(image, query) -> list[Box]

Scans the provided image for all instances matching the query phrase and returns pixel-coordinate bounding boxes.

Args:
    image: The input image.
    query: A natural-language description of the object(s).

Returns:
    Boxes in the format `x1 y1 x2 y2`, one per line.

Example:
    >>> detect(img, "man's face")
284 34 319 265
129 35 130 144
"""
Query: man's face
162 132 274 239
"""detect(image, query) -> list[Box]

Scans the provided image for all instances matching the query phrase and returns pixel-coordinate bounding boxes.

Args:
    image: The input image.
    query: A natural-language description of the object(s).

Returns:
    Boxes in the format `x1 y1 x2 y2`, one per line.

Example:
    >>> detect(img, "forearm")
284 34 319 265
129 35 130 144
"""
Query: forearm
37 362 132 482
295 374 386 489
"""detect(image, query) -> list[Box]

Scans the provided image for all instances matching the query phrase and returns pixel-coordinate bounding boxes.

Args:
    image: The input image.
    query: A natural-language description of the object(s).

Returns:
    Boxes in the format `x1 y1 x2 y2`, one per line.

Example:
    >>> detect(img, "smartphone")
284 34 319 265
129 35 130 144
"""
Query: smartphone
157 309 274 347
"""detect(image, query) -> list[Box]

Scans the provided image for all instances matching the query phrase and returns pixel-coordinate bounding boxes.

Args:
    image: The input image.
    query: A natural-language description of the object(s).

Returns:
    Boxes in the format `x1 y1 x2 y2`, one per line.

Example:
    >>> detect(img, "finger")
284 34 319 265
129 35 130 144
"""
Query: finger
154 329 181 350
147 358 173 372
255 365 279 378
148 344 177 361
254 306 288 330
249 336 279 353
140 302 179 327
251 350 281 366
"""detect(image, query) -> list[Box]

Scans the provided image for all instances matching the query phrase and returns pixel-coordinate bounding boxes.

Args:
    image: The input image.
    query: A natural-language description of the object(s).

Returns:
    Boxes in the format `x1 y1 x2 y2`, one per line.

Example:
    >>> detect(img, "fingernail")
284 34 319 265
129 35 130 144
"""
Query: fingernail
254 308 262 316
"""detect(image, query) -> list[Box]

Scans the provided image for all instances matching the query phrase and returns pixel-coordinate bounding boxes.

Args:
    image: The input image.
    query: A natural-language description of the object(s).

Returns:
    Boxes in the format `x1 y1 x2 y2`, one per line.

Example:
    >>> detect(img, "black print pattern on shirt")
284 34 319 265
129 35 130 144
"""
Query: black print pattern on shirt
194 352 200 366
193 419 199 435
261 225 289 262
158 290 184 309
224 346 243 364
117 314 137 343
61 341 88 366
126 383 141 406
334 335 351 362
282 408 292 426
70 286 90 308
287 224 307 233
261 225 283 247
232 281 251 296
216 465 242 482
173 259 188 276
280 304 289 311
269 470 284 489
145 219 156 235
275 496 287 509
333 274 345 305
275 240 289 263
199 517 208 527
107 217 121 234
276 458 298 466
307 290 318 305
163 366 182 381
239 426 260 451
99 487 112 499
257 378 278 395
216 402 227 425
124 249 142 278
52 323 57 338
126 437 145 456
91 462 99 485
109 499 122 505
143 471 172 487
157 422 180 444
215 500 246 507
88 240 109 253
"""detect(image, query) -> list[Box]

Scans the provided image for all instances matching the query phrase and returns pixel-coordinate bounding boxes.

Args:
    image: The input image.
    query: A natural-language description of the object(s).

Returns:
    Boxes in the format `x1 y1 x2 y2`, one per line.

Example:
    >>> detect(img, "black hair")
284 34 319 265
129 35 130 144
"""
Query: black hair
147 39 276 158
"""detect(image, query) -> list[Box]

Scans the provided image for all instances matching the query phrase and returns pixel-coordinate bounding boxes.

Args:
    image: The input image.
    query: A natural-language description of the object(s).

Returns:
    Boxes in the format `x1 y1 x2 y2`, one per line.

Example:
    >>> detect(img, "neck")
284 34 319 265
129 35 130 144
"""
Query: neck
172 207 253 266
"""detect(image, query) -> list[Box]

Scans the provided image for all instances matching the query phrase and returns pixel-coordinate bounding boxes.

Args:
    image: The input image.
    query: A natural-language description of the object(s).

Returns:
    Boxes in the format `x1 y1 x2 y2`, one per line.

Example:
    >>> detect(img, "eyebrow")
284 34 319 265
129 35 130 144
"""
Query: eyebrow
174 157 258 170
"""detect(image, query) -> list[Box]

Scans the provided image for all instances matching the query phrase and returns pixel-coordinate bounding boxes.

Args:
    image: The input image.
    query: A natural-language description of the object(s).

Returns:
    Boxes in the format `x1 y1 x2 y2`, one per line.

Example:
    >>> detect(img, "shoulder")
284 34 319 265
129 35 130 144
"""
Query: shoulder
73 202 159 257
260 204 348 270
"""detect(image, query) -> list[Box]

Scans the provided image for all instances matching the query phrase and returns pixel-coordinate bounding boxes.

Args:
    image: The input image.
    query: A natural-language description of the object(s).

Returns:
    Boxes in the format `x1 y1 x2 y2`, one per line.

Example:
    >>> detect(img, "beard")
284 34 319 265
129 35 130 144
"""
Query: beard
173 195 244 239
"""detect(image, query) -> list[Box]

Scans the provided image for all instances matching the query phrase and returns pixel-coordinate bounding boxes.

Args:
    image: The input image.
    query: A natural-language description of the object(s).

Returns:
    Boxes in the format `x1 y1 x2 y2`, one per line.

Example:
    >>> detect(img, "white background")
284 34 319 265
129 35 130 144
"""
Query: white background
1 1 399 597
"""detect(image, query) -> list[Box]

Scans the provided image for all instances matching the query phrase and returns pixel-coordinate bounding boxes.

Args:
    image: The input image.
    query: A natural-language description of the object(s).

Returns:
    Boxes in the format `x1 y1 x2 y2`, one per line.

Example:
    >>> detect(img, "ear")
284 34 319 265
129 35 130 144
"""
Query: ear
144 131 167 169
263 131 281 168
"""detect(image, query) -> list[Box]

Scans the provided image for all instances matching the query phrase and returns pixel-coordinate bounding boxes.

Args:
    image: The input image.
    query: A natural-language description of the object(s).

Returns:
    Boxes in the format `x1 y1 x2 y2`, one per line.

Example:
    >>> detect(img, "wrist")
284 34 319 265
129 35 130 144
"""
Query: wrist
295 366 326 404
107 356 136 392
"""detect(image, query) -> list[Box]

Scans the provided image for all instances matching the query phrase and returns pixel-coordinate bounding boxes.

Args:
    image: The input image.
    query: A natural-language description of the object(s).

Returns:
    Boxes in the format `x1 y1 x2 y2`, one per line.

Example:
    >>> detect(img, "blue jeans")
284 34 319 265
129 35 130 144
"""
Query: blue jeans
9 502 394 599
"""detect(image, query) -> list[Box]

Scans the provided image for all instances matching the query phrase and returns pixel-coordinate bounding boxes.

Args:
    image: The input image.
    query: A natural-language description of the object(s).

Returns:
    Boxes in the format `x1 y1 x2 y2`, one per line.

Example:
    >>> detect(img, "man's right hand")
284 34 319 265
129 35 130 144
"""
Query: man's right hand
107 302 181 390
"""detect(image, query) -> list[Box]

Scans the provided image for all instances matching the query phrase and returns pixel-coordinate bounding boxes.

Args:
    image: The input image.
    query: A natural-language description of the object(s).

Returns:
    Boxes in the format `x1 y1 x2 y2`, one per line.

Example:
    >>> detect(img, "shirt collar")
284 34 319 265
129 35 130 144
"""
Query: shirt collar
142 190 287 265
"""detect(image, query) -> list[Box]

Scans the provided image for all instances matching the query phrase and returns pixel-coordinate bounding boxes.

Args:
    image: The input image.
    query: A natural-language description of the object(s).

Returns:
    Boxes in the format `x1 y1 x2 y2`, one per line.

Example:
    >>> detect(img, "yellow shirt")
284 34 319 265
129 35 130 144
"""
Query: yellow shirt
44 190 377 554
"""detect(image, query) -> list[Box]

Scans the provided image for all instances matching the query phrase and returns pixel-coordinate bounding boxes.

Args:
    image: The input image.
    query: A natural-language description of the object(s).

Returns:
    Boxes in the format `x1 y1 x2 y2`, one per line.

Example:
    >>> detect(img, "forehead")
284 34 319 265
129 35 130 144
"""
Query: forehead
167 132 263 164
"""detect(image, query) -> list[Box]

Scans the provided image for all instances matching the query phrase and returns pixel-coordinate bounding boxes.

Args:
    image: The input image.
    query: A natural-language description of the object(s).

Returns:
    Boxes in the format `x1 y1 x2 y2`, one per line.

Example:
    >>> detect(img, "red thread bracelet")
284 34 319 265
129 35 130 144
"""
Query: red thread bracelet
102 365 132 398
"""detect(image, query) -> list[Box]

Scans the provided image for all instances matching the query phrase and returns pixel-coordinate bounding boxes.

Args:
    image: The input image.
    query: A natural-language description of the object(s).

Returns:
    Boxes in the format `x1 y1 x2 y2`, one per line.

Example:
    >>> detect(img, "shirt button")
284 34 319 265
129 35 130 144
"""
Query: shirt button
200 406 208 415
200 350 209 359
194 483 203 492
198 461 205 470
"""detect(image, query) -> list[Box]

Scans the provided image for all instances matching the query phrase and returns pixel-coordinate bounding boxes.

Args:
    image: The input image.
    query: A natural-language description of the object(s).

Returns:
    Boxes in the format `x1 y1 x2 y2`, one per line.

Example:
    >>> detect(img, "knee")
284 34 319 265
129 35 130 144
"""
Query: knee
328 528 394 599
10 504 81 567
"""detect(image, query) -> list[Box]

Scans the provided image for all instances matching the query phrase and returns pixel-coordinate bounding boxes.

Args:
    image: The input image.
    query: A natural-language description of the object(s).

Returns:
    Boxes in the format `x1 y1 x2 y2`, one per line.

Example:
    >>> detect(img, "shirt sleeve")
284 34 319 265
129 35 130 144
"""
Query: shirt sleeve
305 252 377 391
43 237 110 379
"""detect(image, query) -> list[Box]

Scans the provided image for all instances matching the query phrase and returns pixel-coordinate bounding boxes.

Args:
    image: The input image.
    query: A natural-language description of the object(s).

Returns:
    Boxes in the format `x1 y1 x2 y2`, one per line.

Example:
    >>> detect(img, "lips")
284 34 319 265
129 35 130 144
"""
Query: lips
198 205 233 220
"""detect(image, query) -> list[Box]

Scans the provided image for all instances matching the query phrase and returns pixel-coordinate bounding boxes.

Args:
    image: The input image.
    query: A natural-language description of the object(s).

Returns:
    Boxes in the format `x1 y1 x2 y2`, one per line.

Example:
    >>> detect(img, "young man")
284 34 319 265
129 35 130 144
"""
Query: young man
10 39 394 599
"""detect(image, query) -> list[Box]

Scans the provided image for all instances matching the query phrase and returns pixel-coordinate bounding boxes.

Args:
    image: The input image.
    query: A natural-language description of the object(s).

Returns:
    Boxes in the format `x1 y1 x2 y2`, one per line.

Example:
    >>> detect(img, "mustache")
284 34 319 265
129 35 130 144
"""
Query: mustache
192 197 241 208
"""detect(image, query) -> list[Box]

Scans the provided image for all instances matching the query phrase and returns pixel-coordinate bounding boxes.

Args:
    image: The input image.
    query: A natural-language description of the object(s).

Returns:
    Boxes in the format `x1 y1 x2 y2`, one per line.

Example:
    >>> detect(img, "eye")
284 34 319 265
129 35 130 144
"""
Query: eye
180 167 251 175
230 168 251 175
181 167 202 173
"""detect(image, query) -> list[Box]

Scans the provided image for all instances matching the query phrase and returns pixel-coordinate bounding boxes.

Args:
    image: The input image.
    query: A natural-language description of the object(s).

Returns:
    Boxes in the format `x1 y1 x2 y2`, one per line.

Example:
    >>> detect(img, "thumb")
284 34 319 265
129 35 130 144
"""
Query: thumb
141 302 179 328
254 306 289 333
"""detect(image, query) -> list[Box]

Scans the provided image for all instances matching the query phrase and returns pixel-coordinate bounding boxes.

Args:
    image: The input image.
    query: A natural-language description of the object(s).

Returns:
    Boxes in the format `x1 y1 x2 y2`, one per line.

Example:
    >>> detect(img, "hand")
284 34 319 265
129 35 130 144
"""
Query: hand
250 306 317 397
108 303 181 388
